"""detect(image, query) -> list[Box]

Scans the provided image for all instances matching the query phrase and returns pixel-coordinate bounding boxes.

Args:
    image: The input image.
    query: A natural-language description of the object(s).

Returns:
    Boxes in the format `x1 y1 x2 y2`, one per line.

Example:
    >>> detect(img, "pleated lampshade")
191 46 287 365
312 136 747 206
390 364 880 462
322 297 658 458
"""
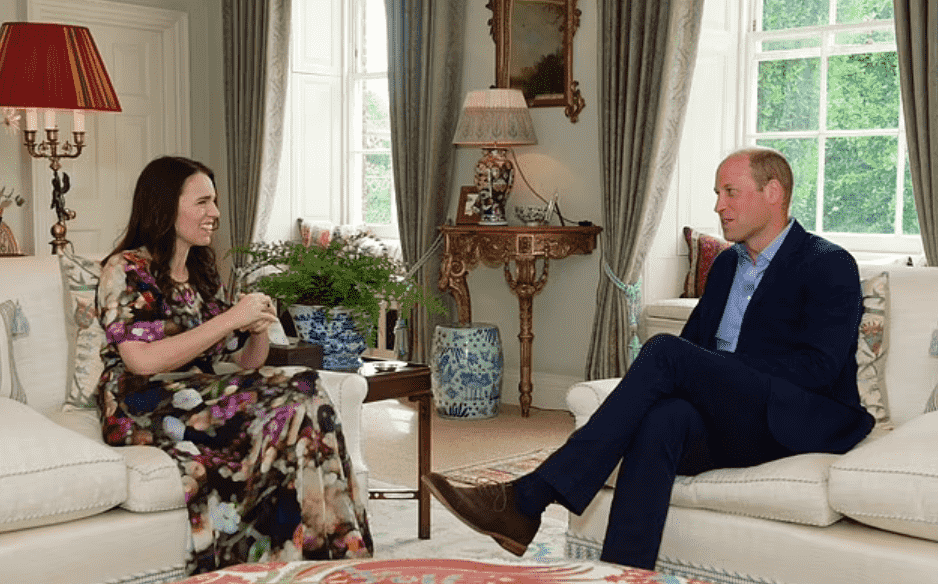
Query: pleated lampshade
0 22 121 112
453 89 537 148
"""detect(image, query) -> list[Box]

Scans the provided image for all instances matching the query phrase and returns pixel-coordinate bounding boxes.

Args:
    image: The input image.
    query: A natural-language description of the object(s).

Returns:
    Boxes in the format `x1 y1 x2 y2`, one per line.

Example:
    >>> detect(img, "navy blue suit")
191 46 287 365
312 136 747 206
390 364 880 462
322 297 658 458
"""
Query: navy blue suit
533 220 874 569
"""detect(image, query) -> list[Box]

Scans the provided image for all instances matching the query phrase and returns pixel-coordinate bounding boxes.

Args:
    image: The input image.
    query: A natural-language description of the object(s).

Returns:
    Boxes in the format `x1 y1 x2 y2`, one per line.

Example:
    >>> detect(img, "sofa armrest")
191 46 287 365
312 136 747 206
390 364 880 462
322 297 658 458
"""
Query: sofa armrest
317 370 369 490
566 378 621 429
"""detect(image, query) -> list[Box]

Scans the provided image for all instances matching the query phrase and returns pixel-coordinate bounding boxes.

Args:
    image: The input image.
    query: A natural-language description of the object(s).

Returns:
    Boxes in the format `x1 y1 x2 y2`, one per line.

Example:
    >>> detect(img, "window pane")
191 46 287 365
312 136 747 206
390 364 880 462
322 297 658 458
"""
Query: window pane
834 27 895 46
763 36 821 51
362 0 388 73
827 52 899 130
758 58 820 132
904 157 920 235
363 78 391 147
363 153 393 224
835 0 893 24
824 136 897 233
761 0 826 30
758 138 819 231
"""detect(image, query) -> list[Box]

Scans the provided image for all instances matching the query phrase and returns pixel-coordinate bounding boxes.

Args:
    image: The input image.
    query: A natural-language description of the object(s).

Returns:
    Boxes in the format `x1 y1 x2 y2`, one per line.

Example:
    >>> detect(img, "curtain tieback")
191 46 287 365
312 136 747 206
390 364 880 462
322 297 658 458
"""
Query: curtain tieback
404 232 445 281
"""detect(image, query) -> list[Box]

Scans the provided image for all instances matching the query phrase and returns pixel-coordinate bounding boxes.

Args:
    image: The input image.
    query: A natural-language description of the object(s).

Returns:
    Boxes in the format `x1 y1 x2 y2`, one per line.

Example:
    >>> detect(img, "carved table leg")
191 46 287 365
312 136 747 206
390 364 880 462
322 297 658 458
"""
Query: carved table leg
439 255 473 324
504 257 549 417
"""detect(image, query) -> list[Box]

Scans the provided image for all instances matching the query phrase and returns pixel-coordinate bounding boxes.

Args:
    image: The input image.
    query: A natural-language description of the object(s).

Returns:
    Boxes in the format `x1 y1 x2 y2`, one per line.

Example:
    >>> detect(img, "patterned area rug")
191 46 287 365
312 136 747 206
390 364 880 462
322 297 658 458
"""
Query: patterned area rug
434 448 556 486
369 478 566 564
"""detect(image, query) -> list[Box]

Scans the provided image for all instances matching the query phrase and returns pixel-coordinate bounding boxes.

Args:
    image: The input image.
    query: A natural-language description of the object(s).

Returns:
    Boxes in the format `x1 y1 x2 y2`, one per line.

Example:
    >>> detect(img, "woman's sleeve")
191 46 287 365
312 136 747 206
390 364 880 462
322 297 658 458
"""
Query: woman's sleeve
98 253 166 346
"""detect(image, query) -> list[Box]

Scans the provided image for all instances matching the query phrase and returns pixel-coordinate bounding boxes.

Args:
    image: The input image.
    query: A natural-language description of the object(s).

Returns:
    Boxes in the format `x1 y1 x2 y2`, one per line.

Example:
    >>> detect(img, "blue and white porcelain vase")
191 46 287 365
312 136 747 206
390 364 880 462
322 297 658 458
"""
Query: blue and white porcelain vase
431 323 503 419
287 305 367 370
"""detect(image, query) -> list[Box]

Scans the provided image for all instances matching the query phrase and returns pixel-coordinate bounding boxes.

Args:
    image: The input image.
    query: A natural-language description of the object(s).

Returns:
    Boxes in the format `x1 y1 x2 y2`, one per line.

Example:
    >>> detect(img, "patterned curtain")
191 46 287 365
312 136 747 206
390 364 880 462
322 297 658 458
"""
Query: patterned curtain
222 0 291 260
895 0 938 266
585 0 704 379
385 0 465 362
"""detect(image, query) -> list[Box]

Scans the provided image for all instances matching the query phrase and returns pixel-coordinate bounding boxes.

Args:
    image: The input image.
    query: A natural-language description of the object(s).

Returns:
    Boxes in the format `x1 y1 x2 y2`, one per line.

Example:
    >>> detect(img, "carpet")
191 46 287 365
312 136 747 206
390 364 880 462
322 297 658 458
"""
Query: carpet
369 449 565 563
434 447 556 487
368 480 567 564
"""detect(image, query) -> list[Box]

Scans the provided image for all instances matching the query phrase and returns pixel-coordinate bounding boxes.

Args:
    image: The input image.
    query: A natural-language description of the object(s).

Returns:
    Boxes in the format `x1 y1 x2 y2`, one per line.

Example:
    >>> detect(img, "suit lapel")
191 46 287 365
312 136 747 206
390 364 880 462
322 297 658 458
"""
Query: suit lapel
741 220 808 327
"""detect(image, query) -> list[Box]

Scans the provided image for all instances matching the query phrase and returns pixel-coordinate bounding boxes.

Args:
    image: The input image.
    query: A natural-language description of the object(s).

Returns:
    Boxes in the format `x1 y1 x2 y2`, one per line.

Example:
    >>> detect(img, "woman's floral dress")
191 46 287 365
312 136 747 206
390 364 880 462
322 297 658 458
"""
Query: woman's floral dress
95 249 372 574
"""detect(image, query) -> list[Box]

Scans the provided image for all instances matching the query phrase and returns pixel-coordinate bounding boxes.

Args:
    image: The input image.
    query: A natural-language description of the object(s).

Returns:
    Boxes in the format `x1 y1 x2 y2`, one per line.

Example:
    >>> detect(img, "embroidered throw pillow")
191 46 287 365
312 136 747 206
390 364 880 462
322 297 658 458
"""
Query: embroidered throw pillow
856 271 891 429
682 226 733 298
59 251 106 410
0 299 28 403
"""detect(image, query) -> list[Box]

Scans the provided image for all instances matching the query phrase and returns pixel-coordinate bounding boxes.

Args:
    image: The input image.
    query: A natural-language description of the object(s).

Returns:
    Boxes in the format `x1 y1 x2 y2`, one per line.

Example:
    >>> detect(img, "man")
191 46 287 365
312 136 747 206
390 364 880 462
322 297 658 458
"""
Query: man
422 148 875 569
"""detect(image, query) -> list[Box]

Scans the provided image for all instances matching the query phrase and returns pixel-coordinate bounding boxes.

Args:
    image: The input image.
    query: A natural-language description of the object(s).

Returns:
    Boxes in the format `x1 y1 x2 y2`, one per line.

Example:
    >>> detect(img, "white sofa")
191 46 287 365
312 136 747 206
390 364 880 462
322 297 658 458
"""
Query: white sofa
565 263 938 584
0 255 371 584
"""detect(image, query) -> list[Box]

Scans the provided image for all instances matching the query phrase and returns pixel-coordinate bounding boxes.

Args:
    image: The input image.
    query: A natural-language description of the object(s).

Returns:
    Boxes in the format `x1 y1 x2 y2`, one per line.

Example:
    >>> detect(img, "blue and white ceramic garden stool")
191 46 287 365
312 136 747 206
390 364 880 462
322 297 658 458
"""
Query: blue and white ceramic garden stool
431 323 503 419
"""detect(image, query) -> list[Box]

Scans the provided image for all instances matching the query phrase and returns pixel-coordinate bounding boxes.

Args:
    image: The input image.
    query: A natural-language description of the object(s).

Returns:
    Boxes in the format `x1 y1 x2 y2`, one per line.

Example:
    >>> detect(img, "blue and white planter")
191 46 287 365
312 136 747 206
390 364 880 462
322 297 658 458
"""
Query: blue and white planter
431 323 503 419
287 305 367 370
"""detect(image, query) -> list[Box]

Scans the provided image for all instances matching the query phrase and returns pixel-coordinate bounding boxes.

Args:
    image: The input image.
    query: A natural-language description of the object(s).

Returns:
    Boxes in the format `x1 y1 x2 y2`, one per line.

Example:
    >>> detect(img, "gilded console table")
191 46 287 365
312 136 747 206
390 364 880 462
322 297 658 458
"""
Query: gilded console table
438 224 602 416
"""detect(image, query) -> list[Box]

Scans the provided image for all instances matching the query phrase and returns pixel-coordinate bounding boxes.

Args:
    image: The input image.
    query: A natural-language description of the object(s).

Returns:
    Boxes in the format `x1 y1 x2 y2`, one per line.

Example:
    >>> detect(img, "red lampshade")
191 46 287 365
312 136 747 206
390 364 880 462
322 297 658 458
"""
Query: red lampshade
0 22 121 112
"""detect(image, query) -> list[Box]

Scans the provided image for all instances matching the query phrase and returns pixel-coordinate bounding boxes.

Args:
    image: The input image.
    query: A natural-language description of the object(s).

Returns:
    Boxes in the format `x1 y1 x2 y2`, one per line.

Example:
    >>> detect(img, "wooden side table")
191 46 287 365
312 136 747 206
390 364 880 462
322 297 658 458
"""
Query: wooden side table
438 224 602 416
358 359 432 540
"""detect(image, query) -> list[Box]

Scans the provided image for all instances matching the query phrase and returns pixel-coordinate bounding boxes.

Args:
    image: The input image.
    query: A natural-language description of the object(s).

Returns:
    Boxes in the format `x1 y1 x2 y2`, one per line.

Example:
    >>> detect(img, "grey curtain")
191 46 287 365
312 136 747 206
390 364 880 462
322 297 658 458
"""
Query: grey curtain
222 0 291 260
895 0 938 265
585 0 704 379
386 0 465 362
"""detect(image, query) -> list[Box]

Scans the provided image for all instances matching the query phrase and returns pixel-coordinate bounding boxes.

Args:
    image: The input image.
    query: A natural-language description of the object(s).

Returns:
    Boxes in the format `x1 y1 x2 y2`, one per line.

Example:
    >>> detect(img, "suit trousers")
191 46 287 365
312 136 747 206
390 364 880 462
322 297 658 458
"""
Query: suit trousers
535 334 793 569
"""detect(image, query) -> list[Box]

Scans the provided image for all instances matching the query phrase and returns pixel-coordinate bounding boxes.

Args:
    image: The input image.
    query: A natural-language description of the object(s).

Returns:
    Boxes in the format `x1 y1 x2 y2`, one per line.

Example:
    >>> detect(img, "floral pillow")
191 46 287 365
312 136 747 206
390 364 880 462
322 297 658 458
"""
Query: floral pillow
59 251 106 410
682 226 733 298
857 271 892 429
0 299 29 403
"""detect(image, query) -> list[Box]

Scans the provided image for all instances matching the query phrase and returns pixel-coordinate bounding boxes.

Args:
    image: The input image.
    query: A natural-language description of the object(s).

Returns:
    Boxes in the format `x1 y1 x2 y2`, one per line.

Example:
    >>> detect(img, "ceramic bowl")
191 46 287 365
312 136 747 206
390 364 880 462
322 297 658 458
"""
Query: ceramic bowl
514 204 549 226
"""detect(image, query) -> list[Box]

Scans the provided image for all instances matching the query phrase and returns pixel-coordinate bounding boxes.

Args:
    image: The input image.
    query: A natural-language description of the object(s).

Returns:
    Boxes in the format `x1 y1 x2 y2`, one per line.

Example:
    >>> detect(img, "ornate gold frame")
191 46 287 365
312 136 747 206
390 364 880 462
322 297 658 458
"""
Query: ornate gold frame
487 0 585 123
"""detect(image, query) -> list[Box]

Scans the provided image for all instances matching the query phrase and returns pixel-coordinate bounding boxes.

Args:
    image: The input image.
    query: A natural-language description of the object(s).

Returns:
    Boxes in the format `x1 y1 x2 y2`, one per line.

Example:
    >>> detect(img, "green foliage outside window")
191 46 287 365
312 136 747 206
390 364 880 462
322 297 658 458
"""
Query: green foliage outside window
753 0 917 236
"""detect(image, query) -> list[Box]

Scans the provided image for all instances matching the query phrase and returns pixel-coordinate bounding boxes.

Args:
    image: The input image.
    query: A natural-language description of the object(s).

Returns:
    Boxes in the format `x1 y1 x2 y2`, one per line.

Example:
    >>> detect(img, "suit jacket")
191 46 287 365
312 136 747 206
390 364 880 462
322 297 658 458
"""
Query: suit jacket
680 220 875 454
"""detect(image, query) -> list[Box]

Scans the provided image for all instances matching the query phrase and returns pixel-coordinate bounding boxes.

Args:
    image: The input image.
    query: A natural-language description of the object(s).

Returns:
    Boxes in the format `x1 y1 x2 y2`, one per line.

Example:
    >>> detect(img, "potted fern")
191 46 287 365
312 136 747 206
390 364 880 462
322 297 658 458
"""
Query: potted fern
233 227 442 370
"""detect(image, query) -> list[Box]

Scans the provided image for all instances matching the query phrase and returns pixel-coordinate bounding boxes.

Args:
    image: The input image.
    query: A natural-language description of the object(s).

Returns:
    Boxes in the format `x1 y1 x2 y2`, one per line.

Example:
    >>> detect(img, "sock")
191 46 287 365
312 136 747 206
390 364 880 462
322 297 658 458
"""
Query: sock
513 472 557 519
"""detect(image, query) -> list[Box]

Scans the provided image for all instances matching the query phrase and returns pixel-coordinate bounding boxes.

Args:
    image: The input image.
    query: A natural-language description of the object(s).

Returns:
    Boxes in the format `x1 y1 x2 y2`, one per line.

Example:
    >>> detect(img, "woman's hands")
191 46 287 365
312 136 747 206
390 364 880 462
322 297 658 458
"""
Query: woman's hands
230 292 278 335
230 292 277 369
117 291 279 376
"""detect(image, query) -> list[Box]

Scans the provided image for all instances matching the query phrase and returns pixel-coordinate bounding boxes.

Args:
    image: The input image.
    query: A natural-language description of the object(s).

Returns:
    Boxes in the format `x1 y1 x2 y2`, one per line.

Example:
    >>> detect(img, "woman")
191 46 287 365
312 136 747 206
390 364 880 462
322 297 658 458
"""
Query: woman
96 156 372 574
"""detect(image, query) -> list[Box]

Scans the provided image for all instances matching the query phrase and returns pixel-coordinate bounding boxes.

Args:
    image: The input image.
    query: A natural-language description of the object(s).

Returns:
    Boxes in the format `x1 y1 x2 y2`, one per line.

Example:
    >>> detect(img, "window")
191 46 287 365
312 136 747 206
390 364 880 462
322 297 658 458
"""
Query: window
743 0 919 250
284 0 396 240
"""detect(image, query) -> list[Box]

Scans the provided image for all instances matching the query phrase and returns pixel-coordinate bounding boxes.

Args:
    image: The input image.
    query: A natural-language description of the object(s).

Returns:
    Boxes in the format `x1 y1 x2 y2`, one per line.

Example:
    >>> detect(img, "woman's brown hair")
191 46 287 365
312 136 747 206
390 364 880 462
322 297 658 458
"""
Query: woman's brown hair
103 156 221 301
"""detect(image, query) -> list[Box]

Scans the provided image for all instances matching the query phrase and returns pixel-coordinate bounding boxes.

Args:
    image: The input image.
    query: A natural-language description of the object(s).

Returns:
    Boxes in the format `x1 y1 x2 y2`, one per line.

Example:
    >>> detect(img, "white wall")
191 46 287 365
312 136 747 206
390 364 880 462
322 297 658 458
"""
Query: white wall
454 0 604 410
0 0 227 257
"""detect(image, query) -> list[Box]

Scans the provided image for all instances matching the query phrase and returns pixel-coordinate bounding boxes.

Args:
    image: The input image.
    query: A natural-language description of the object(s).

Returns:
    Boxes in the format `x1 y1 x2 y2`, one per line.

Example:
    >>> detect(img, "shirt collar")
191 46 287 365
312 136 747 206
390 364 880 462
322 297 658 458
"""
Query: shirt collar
733 218 795 269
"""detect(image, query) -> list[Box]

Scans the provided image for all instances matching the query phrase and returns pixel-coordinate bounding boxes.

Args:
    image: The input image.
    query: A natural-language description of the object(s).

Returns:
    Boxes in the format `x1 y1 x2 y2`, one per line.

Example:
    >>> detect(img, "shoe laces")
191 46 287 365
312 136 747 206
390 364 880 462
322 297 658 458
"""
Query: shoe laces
470 478 510 513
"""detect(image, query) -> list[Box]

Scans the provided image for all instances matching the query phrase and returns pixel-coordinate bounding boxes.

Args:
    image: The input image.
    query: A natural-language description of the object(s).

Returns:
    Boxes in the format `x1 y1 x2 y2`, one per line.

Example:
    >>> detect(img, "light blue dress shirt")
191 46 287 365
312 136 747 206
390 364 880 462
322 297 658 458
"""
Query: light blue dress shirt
715 219 795 352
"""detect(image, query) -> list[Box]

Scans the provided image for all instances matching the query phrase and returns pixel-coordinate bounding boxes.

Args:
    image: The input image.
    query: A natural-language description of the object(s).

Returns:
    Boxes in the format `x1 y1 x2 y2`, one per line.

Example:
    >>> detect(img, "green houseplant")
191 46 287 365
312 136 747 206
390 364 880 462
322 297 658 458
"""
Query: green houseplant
232 227 442 366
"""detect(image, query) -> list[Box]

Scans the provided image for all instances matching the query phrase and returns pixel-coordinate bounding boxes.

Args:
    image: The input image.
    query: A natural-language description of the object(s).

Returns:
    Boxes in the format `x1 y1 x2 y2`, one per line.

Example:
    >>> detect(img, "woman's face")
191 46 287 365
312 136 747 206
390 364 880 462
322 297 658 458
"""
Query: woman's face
175 172 219 252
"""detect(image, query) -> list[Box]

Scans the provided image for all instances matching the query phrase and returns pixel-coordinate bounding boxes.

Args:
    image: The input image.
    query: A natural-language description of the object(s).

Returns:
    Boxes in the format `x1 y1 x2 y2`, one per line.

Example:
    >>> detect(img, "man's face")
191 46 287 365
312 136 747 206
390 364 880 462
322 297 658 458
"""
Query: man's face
713 155 773 250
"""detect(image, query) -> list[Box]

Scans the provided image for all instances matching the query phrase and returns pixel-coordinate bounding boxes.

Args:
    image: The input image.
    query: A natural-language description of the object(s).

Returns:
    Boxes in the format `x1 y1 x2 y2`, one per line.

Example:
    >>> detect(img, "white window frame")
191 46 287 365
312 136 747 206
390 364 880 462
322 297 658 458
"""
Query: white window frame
283 0 398 243
740 1 923 254
345 0 397 240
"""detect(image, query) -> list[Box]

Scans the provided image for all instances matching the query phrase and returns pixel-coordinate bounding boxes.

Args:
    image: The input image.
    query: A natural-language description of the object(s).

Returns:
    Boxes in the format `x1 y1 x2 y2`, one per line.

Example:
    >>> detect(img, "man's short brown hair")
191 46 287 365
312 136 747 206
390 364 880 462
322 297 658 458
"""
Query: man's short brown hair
726 147 794 209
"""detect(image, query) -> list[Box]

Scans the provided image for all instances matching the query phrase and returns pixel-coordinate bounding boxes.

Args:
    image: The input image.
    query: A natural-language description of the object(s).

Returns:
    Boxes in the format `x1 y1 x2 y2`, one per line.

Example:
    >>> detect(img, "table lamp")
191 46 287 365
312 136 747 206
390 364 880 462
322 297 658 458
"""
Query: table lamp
0 21 121 253
453 89 536 225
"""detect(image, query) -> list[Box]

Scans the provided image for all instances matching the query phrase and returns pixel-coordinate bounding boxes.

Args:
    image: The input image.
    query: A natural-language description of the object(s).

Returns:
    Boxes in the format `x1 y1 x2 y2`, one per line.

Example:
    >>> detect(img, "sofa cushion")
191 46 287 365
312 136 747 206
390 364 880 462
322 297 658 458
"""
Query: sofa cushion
0 397 126 533
59 250 106 410
856 271 892 429
670 453 843 527
681 227 732 298
118 445 186 512
828 410 938 543
0 299 28 403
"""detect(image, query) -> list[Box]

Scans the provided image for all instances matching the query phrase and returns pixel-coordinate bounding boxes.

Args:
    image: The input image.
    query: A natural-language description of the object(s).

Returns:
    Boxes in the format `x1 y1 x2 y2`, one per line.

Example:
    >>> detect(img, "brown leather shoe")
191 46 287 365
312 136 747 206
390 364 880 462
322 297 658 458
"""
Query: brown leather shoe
422 472 540 556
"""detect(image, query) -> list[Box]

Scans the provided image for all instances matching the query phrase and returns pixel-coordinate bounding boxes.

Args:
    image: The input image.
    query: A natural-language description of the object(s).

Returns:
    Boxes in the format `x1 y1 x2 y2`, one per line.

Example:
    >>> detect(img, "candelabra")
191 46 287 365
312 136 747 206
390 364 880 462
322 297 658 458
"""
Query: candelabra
23 127 86 253
0 21 121 254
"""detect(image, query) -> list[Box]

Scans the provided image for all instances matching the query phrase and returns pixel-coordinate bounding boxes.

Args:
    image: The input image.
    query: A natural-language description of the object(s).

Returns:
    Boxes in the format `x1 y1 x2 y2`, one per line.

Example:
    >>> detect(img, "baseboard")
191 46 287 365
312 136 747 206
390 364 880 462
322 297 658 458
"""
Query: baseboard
499 369 580 412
